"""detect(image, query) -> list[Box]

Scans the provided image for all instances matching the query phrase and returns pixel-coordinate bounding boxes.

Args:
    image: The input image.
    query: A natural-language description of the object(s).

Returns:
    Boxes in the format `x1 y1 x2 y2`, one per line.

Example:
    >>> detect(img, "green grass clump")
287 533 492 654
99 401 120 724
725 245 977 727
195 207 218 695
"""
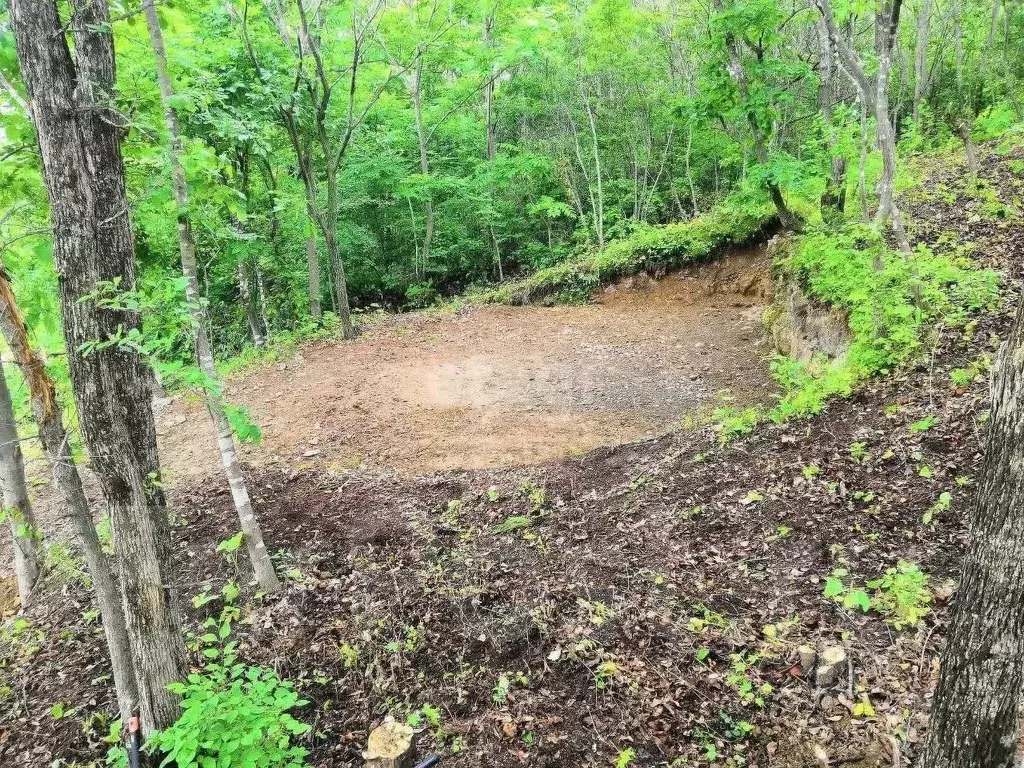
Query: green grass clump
769 223 999 420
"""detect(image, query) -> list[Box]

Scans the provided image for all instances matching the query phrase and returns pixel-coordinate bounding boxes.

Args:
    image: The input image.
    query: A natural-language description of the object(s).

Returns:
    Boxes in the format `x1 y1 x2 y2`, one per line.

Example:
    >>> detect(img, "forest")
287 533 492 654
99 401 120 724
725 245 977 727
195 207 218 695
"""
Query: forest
0 0 1023 765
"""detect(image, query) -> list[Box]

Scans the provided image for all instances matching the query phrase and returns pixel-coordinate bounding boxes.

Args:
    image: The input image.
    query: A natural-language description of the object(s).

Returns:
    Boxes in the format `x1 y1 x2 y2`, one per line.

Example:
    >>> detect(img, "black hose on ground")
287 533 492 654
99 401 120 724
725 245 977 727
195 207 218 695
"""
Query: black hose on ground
127 714 141 768
414 756 442 768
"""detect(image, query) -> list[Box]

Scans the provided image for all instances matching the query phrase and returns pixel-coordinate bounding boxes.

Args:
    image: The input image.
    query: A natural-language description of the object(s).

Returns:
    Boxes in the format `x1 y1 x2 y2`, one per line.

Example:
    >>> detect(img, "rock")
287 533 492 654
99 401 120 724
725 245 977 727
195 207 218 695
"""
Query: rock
363 719 416 768
816 645 847 687
809 742 829 768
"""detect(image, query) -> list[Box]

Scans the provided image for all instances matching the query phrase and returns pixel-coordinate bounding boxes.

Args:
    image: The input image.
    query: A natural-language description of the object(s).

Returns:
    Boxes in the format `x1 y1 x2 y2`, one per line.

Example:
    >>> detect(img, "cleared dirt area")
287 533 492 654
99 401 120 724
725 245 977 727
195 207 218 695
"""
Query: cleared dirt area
157 245 775 480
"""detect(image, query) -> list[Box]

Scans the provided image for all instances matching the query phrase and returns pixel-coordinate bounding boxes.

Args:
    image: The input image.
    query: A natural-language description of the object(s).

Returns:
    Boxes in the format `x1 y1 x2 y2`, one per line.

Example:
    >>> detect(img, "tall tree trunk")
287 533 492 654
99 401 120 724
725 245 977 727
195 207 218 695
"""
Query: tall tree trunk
952 0 979 179
9 0 186 736
818 20 848 222
685 124 699 216
483 9 497 164
143 0 280 593
409 59 435 271
306 235 322 322
817 0 911 250
583 101 605 249
719 10 802 231
237 258 265 348
923 296 1024 768
859 98 871 219
0 268 139 721
0 358 40 606
322 222 357 339
255 262 270 337
874 49 913 252
253 0 357 340
912 0 932 122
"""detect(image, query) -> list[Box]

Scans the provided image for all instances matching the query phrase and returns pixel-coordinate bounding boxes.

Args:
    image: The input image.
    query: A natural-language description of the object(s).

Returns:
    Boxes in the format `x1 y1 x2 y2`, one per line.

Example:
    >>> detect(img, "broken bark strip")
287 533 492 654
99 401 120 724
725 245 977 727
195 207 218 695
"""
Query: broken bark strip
0 265 140 720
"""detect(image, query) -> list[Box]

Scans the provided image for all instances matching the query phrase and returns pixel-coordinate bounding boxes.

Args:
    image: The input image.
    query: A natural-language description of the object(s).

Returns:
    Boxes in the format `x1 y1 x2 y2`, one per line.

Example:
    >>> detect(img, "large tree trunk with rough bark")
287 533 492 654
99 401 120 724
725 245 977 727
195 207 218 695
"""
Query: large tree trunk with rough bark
143 0 281 593
8 0 186 736
0 358 40 606
923 296 1024 768
0 267 139 719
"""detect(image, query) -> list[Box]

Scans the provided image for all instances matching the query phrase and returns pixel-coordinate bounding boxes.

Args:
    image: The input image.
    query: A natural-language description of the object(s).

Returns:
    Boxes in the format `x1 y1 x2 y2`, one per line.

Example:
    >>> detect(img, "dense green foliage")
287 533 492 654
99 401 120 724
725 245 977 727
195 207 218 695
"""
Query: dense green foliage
1 0 1018 366
771 225 1000 420
119 597 312 768
144 656 310 768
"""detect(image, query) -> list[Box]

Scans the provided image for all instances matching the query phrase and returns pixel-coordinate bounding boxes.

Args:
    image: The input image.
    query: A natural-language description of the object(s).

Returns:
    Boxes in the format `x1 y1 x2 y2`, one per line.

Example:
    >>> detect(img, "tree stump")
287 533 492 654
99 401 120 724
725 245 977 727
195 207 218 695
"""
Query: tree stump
363 720 416 768
815 645 847 688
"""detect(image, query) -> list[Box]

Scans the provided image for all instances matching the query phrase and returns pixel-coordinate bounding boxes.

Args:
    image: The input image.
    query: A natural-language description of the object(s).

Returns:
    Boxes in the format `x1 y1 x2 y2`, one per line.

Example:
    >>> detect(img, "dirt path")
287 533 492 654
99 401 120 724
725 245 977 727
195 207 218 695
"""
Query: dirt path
157 245 775 480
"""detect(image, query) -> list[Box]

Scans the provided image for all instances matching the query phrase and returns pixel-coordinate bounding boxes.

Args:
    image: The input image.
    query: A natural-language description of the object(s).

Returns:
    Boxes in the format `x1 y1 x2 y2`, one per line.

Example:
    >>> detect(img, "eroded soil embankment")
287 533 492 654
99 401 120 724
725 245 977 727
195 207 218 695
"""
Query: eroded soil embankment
156 244 775 479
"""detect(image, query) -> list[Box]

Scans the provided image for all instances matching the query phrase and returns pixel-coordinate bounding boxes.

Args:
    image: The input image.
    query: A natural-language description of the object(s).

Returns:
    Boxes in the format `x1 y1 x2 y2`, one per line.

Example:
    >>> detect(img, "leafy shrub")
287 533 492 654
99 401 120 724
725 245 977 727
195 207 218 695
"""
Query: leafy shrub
144 647 311 768
125 596 311 768
824 561 931 629
867 561 932 629
712 405 760 444
405 282 439 309
771 224 998 419
973 102 1021 142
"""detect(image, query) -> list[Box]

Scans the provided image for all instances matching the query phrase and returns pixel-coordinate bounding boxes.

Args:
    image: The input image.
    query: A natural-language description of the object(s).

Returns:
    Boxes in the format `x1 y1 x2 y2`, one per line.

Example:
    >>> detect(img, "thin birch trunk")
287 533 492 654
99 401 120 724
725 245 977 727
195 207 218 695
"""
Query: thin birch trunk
409 59 435 270
0 358 40 606
817 0 911 250
255 262 270 337
874 48 912 252
143 0 280 593
306 236 322 321
859 100 870 219
913 0 931 122
817 19 848 221
583 100 605 249
567 113 600 247
685 124 699 216
237 258 265 348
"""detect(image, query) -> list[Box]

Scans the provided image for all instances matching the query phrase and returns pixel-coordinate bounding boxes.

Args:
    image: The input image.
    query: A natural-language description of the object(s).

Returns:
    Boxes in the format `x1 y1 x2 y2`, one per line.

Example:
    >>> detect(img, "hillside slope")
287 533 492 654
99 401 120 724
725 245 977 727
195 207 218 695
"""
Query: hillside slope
1 144 1021 767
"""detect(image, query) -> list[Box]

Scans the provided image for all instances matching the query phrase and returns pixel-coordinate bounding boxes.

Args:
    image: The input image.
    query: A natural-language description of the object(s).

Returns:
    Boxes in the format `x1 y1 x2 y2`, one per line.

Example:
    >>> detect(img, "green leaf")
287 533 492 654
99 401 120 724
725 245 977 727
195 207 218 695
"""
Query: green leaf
845 589 872 612
823 577 844 598
224 404 262 445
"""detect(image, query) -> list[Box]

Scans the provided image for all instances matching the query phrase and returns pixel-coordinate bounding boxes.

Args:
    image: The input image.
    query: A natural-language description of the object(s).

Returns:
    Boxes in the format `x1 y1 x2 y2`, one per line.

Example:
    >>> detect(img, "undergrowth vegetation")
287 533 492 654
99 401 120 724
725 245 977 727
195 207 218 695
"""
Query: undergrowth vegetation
768 225 999 421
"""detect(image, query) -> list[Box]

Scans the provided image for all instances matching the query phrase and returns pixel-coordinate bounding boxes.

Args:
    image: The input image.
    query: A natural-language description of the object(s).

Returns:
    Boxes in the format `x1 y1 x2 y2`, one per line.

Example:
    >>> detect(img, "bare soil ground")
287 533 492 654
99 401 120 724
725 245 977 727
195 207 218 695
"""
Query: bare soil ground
156 246 773 479
1 146 1022 768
